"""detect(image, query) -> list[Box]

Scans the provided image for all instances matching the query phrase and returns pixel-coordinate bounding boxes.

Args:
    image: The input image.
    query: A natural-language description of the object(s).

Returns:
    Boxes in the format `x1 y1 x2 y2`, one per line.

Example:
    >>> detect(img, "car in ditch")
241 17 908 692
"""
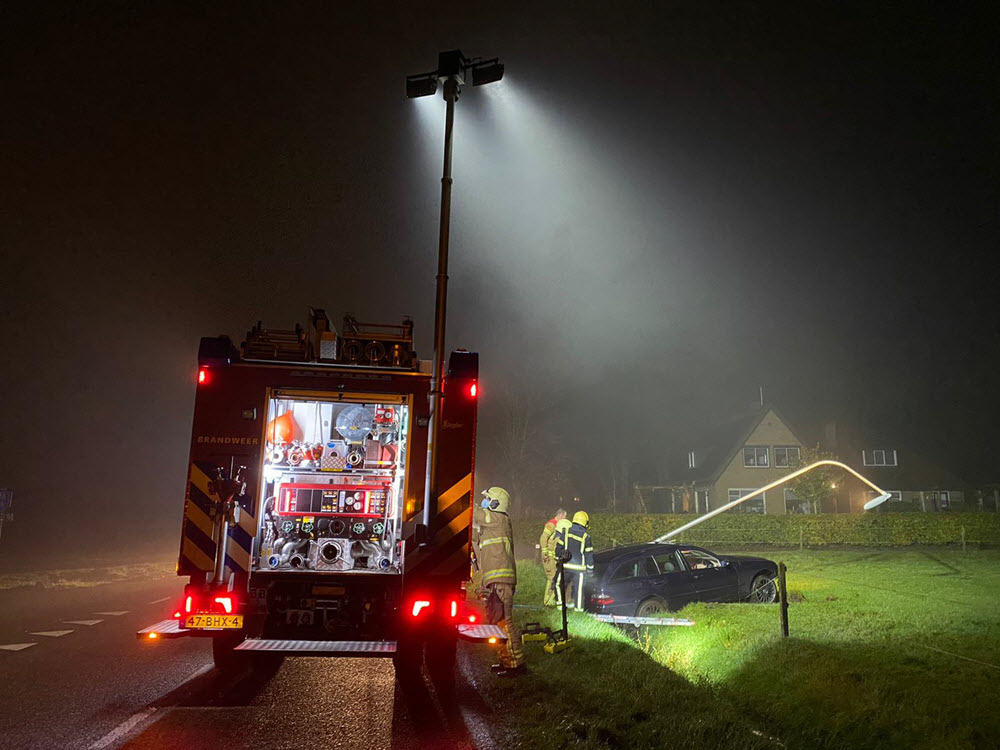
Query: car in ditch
583 543 778 617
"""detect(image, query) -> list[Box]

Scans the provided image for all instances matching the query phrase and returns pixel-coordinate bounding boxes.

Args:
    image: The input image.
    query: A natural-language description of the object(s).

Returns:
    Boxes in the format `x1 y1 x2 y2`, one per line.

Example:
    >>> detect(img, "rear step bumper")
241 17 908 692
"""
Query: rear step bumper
457 623 507 642
137 619 190 640
234 639 397 655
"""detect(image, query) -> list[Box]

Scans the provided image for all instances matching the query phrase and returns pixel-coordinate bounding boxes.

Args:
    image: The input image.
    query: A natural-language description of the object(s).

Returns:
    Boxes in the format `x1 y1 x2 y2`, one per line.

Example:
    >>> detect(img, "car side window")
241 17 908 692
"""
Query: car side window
653 552 682 574
609 560 640 582
680 548 722 570
643 557 659 576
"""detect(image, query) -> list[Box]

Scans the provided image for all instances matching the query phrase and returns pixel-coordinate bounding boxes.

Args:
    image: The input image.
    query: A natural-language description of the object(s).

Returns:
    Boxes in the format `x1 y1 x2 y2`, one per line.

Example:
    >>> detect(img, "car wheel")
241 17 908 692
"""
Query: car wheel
750 573 777 604
636 597 668 617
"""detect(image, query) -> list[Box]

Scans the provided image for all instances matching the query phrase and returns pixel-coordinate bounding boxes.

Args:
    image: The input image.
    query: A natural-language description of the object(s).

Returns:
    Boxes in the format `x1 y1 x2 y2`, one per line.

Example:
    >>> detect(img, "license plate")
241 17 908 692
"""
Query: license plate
184 614 244 630
312 585 345 596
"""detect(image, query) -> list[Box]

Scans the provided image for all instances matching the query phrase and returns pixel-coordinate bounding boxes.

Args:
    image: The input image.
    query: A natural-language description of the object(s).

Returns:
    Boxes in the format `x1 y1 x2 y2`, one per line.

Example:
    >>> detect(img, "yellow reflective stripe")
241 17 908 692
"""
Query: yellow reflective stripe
565 563 587 571
567 533 584 542
480 537 507 546
483 568 515 581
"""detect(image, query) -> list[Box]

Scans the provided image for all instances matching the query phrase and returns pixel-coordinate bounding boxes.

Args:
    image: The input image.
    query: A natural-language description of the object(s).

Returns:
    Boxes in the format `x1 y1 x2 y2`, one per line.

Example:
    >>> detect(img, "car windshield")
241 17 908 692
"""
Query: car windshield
680 549 722 570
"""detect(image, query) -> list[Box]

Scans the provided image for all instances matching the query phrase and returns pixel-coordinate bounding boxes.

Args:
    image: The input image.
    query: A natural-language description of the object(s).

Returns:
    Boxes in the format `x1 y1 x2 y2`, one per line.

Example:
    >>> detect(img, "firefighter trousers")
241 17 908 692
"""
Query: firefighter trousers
487 582 523 667
542 556 558 606
564 570 586 610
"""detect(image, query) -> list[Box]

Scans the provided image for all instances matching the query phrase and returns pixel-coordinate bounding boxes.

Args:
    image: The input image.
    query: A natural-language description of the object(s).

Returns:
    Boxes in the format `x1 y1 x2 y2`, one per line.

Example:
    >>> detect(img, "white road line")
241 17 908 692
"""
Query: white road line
0 643 37 651
29 630 74 637
87 707 159 750
149 597 171 604
94 611 129 616
64 619 104 626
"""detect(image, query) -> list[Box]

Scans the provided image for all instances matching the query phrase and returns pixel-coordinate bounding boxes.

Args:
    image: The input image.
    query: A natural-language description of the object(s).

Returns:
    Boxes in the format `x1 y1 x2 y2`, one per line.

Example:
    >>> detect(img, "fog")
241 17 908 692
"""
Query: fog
1 3 996 560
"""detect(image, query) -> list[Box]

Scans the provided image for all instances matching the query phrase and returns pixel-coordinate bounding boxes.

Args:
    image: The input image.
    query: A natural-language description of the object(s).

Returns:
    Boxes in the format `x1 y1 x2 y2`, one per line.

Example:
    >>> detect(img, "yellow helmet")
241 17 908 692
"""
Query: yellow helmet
572 511 589 527
481 486 511 514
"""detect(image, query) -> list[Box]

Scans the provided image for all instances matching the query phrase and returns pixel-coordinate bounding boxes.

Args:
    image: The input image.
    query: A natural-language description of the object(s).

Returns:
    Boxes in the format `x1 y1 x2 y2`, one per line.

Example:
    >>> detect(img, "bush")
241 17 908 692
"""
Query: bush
512 512 1000 551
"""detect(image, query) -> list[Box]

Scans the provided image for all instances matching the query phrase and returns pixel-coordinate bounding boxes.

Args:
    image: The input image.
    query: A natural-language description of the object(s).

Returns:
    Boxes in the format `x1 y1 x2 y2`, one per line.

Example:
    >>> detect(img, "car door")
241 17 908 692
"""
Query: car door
650 550 697 610
605 555 658 613
678 547 739 603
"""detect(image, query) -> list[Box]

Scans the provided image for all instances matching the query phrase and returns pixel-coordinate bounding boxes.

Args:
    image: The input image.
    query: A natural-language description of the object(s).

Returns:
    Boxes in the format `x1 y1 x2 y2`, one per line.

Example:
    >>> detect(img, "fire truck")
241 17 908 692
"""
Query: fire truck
138 310 498 677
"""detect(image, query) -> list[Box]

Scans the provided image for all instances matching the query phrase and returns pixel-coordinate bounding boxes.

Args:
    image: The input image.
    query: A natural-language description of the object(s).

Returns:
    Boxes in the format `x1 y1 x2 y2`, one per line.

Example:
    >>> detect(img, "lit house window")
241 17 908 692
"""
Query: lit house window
729 488 765 514
688 451 696 469
774 446 801 468
743 447 769 467
862 450 898 467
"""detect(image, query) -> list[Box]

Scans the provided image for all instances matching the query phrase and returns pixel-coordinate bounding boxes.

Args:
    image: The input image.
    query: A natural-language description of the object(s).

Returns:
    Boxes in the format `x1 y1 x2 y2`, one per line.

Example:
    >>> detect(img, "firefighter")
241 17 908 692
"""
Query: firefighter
540 508 567 606
551 515 574 606
563 511 594 610
472 486 526 676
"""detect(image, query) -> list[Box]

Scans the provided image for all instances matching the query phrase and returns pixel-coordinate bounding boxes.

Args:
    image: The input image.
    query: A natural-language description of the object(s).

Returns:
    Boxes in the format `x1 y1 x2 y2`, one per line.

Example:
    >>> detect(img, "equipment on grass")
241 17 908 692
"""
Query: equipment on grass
521 549 572 654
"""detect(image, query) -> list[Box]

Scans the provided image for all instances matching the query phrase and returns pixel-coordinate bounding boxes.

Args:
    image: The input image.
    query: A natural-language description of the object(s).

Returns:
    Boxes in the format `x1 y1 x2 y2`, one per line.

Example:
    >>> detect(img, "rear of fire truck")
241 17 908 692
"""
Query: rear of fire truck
139 311 492 678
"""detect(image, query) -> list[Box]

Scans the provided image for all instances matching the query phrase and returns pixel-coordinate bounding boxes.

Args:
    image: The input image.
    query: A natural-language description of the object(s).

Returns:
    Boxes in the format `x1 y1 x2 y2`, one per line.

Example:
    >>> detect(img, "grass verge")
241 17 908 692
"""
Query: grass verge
473 548 1000 749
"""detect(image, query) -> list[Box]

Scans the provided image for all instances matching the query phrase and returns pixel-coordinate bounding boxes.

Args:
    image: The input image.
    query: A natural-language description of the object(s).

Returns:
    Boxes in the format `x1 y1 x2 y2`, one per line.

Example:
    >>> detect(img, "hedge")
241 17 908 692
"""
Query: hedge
513 512 1000 553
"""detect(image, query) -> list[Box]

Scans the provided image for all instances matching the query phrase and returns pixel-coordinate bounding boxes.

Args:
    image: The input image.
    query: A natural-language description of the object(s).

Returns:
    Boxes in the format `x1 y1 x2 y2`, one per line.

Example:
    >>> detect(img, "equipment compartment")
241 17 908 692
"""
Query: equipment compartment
254 394 409 575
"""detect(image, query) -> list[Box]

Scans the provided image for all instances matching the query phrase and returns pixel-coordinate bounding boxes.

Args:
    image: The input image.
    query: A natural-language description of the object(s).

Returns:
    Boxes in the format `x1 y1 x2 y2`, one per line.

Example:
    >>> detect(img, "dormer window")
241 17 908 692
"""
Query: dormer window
688 451 696 469
863 449 897 467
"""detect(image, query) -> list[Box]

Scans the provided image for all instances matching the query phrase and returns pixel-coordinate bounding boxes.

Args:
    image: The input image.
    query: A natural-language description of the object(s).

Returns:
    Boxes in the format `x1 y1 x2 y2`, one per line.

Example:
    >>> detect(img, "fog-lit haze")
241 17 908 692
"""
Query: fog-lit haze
2 4 996 558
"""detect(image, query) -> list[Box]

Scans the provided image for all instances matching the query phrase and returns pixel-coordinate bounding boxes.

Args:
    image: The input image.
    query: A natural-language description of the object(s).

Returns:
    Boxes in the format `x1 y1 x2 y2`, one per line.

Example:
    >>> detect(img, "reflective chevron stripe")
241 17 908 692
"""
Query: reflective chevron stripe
405 473 473 578
179 461 258 577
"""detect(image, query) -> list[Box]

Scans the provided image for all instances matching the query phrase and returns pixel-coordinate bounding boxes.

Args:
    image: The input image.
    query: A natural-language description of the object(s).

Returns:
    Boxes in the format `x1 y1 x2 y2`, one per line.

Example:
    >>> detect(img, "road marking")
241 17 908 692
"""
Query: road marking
87 707 159 750
64 619 103 626
0 643 37 651
29 630 74 637
94 611 129 616
149 597 171 604
87 664 211 749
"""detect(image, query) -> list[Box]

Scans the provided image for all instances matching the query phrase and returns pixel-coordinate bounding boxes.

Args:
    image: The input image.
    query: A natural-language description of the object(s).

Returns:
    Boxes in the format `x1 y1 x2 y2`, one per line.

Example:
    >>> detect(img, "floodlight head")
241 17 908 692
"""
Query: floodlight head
471 58 504 86
437 50 467 80
406 74 439 99
863 491 892 511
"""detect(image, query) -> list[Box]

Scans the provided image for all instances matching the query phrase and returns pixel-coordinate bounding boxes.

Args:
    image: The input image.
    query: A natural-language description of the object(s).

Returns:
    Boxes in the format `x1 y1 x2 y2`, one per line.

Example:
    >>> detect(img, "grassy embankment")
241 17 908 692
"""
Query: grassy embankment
471 548 1000 749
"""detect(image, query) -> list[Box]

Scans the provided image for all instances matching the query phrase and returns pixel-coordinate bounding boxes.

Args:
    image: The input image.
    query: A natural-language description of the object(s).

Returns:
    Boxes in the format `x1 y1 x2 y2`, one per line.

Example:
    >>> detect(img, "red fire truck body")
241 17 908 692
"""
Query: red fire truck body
139 315 493 674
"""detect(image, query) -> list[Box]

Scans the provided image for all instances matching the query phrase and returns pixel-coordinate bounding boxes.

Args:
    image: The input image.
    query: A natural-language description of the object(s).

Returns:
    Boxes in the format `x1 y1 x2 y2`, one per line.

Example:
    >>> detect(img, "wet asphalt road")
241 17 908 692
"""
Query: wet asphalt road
0 574 496 750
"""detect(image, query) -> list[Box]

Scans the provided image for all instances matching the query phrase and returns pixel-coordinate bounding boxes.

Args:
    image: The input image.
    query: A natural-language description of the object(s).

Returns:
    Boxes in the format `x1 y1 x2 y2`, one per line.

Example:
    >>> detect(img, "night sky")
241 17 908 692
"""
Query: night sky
2 3 997 554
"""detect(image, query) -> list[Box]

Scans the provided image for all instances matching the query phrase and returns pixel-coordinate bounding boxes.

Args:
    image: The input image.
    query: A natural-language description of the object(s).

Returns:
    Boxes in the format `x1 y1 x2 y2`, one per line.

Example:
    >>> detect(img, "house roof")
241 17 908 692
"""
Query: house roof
669 404 807 486
814 422 968 489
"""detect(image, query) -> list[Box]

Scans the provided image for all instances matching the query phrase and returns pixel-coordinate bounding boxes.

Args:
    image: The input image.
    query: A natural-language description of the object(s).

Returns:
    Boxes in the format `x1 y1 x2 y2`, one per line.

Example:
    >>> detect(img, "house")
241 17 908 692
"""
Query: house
667 405 809 515
819 424 967 512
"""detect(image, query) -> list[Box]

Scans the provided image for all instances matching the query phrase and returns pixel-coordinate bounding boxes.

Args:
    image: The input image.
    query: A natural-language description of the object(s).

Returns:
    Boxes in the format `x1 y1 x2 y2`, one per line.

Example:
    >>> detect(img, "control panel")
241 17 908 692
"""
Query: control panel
275 482 391 518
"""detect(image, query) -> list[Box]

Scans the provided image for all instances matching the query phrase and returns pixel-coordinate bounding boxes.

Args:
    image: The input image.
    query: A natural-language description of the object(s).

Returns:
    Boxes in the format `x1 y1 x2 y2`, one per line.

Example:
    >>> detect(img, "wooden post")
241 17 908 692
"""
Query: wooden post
961 526 966 553
778 561 789 637
799 527 804 551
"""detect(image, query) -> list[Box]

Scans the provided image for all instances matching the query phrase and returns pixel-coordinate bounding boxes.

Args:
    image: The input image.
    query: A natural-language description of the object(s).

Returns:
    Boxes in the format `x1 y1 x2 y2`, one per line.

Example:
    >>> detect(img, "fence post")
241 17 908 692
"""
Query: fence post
778 561 789 638
799 527 804 551
961 526 966 554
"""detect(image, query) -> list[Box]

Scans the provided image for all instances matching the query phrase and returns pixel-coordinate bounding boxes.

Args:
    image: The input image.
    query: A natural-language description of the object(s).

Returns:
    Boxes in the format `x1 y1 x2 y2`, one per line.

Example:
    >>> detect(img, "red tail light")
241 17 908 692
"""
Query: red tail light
467 614 477 623
449 600 458 618
214 596 234 613
411 600 431 618
469 382 478 398
184 595 193 613
592 595 615 606
198 367 209 385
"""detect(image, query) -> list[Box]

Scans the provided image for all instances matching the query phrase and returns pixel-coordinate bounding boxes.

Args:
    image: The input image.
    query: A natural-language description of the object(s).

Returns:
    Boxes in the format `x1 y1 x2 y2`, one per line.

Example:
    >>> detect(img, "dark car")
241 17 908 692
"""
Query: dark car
583 543 778 617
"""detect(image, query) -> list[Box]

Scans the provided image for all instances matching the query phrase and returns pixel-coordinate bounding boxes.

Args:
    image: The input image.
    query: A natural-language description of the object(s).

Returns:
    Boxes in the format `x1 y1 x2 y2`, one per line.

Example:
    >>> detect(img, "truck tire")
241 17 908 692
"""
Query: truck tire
393 636 423 683
426 635 457 686
212 633 247 672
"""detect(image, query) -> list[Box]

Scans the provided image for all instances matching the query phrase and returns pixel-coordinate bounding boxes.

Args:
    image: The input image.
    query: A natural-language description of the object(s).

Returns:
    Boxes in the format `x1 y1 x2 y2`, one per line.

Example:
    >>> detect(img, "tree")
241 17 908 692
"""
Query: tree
491 387 573 518
785 445 843 514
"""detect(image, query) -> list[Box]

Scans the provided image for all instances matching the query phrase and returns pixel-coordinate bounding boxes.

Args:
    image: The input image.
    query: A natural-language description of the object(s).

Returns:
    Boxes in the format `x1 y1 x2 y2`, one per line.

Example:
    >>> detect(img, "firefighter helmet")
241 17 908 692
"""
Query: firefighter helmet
572 511 590 527
482 486 511 514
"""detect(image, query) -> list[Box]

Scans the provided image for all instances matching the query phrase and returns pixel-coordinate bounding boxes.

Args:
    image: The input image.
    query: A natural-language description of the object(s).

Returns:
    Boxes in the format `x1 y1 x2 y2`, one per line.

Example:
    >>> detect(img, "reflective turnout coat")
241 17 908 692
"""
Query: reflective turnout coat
473 507 516 586
563 521 594 573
